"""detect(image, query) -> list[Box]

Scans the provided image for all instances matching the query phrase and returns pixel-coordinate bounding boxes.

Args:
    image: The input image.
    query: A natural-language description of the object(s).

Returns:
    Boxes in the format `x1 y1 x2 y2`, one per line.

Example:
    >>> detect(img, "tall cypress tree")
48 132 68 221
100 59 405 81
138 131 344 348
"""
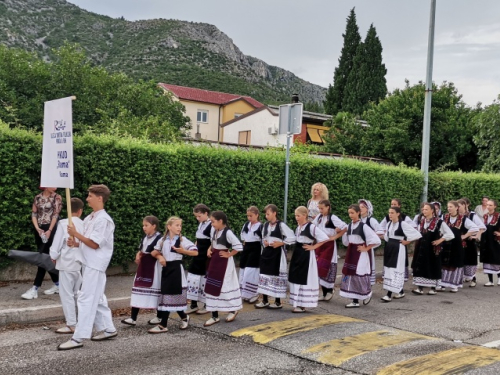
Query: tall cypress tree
342 24 387 115
324 8 361 115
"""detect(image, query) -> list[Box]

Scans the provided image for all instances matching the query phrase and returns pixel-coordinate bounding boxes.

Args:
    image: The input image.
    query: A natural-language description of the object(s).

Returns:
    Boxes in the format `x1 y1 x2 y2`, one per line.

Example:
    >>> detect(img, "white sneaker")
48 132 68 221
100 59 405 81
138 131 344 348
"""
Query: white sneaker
318 294 325 301
381 295 392 302
485 281 494 287
57 339 83 351
91 330 117 341
185 306 199 314
148 317 162 325
21 287 38 300
435 286 445 292
450 287 458 293
121 318 136 326
393 293 405 299
203 317 220 327
248 295 259 304
44 285 59 295
180 315 190 330
324 292 334 301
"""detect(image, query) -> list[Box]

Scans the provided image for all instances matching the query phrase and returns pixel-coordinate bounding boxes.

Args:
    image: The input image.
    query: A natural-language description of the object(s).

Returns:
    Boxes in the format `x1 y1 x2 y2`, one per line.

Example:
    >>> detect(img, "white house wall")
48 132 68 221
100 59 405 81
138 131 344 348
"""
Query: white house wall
222 110 290 147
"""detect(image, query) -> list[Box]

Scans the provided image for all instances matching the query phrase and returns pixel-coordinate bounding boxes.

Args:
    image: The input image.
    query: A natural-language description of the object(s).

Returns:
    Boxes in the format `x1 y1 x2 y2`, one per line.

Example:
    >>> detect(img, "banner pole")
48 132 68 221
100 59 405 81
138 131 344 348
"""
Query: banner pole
67 96 76 229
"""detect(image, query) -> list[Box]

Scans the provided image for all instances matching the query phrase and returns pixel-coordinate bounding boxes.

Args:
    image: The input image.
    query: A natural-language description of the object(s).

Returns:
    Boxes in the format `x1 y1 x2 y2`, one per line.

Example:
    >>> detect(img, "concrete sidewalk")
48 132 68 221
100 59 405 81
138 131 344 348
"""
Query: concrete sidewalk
0 255 433 326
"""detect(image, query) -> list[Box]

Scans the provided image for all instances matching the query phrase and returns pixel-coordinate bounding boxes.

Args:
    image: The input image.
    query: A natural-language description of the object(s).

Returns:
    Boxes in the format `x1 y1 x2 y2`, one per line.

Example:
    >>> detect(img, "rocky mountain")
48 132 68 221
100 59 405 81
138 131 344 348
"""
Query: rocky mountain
0 0 327 105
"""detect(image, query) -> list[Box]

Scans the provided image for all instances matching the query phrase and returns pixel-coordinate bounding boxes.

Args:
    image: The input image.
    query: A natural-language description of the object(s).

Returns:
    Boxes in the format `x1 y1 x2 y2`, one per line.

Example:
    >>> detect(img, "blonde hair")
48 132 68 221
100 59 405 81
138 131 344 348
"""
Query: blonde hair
295 206 309 217
247 206 260 216
162 216 182 242
310 183 329 200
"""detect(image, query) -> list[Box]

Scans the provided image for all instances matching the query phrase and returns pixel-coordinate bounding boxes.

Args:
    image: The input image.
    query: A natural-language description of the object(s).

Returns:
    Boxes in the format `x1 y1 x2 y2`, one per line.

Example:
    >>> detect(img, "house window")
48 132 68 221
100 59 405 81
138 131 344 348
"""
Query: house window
197 110 208 123
238 131 251 145
234 113 242 118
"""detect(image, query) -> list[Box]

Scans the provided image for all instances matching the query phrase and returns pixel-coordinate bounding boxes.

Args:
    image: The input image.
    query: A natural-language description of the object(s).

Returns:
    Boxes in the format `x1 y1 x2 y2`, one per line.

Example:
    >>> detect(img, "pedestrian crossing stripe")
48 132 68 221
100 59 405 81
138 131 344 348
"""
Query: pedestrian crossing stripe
304 330 435 366
377 346 500 374
231 314 363 344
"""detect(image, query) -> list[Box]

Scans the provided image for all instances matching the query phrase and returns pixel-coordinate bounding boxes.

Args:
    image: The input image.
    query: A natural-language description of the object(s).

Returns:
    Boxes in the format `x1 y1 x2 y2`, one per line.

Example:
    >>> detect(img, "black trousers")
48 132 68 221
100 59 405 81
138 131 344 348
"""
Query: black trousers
33 223 59 287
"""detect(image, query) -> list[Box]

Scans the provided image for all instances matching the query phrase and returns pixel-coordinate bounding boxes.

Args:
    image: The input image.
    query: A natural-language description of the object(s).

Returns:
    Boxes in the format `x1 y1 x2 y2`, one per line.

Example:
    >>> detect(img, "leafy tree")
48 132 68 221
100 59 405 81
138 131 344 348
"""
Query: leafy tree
324 8 361 115
474 97 500 172
322 112 366 155
0 43 190 141
323 81 479 171
303 101 325 113
342 24 387 115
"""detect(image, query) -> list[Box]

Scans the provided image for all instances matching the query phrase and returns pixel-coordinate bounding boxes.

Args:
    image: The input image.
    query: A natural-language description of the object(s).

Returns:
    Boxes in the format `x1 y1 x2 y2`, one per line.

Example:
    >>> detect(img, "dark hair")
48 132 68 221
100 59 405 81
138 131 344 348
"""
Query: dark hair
422 202 436 217
457 199 468 207
88 184 111 203
193 204 211 215
348 204 361 219
264 204 279 219
390 206 402 215
483 196 490 200
318 199 331 215
448 200 459 208
143 215 160 230
461 197 471 206
70 198 84 212
391 198 402 207
489 199 499 208
211 211 228 225
247 206 259 216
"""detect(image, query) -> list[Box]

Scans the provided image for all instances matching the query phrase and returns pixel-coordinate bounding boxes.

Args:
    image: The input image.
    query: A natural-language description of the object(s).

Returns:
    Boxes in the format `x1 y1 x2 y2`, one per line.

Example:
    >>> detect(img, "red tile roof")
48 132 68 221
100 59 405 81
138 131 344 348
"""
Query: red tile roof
159 83 264 108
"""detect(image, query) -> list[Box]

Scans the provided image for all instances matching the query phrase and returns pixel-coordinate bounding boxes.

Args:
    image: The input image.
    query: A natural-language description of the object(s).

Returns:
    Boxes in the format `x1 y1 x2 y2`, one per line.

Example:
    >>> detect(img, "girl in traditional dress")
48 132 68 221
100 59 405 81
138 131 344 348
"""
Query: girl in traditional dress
358 199 380 286
203 211 243 326
381 207 421 302
438 201 479 293
411 203 454 295
307 183 329 221
312 199 347 301
480 199 500 286
288 206 329 313
458 198 486 287
239 206 262 304
148 217 198 333
432 201 444 220
121 216 163 326
378 199 419 283
340 204 381 308
256 204 296 309
186 204 212 315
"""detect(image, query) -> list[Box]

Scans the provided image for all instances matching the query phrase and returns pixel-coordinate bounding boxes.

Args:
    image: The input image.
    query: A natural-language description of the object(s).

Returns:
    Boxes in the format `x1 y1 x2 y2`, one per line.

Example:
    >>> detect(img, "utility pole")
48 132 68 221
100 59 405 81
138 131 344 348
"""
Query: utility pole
421 0 437 203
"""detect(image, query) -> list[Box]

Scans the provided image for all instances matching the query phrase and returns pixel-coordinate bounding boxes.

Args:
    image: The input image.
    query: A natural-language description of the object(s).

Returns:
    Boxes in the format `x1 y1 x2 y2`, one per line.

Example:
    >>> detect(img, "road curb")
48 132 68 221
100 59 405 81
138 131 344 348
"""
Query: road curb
0 297 131 326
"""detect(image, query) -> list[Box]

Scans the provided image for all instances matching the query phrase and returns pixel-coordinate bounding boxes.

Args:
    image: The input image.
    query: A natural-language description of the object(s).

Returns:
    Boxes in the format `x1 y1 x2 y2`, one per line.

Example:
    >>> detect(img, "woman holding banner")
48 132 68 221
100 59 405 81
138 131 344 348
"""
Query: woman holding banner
21 187 62 300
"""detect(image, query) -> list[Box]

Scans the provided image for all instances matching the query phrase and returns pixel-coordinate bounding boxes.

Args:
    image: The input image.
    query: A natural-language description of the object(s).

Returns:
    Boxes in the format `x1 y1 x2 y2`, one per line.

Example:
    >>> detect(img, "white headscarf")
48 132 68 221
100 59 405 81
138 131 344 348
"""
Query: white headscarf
358 199 374 217
431 201 442 217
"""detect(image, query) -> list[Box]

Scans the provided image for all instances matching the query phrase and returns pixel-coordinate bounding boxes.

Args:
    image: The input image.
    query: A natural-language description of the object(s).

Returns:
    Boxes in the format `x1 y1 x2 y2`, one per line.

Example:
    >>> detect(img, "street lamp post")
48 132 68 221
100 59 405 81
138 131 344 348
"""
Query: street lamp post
421 0 437 203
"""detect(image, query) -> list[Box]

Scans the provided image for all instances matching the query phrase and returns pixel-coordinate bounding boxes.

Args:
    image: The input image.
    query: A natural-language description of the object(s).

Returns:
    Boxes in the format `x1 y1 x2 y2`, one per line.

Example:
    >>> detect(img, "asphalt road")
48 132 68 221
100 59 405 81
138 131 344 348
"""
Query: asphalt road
3 270 500 374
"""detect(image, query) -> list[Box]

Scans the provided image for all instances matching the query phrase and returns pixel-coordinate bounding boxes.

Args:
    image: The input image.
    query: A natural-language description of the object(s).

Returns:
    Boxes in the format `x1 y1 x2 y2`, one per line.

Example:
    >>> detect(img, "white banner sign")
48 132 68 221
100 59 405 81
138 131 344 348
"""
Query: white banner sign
40 97 74 189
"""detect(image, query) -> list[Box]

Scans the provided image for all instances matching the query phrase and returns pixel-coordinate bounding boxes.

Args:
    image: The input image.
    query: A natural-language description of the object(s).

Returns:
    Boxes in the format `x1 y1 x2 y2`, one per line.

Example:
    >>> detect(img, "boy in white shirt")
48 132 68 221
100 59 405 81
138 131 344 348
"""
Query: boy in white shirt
58 185 117 350
50 198 85 334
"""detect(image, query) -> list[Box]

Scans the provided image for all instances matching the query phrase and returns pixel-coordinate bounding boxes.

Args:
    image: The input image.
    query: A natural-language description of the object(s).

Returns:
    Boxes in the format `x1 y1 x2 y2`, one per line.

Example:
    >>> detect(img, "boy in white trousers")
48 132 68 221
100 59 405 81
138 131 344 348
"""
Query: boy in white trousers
58 185 117 350
49 198 85 334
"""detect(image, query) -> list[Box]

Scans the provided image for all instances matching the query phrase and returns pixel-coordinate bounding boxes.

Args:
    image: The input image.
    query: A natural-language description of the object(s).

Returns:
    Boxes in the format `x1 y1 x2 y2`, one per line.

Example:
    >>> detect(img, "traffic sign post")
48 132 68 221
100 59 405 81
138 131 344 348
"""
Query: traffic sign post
278 102 303 223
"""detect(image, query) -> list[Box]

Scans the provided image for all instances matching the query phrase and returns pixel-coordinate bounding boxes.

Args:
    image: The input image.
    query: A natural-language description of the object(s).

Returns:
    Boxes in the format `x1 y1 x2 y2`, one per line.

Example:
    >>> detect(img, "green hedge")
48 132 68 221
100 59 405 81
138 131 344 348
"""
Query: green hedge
429 171 500 207
1 123 426 268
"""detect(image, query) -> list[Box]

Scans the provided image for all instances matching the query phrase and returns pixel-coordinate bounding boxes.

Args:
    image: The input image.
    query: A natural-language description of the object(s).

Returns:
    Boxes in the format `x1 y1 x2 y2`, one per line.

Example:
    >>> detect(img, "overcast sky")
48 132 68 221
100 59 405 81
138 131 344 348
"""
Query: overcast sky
69 0 500 107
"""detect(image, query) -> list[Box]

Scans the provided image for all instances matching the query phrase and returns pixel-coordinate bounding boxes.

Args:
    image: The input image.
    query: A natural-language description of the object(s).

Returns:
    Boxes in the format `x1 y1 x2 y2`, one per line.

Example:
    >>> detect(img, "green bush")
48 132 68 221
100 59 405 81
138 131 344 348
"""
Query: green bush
1 123 425 268
429 171 500 208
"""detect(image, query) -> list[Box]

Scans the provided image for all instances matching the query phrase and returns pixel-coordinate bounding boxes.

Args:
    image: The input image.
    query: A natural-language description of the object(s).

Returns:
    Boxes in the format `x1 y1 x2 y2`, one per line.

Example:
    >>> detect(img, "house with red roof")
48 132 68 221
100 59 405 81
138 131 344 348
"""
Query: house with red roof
159 83 264 141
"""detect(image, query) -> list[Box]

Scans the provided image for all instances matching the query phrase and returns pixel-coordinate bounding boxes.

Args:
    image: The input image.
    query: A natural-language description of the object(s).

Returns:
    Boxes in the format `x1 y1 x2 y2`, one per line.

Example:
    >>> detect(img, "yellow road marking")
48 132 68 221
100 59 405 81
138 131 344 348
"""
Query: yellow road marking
304 330 433 366
377 346 500 375
231 314 362 344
